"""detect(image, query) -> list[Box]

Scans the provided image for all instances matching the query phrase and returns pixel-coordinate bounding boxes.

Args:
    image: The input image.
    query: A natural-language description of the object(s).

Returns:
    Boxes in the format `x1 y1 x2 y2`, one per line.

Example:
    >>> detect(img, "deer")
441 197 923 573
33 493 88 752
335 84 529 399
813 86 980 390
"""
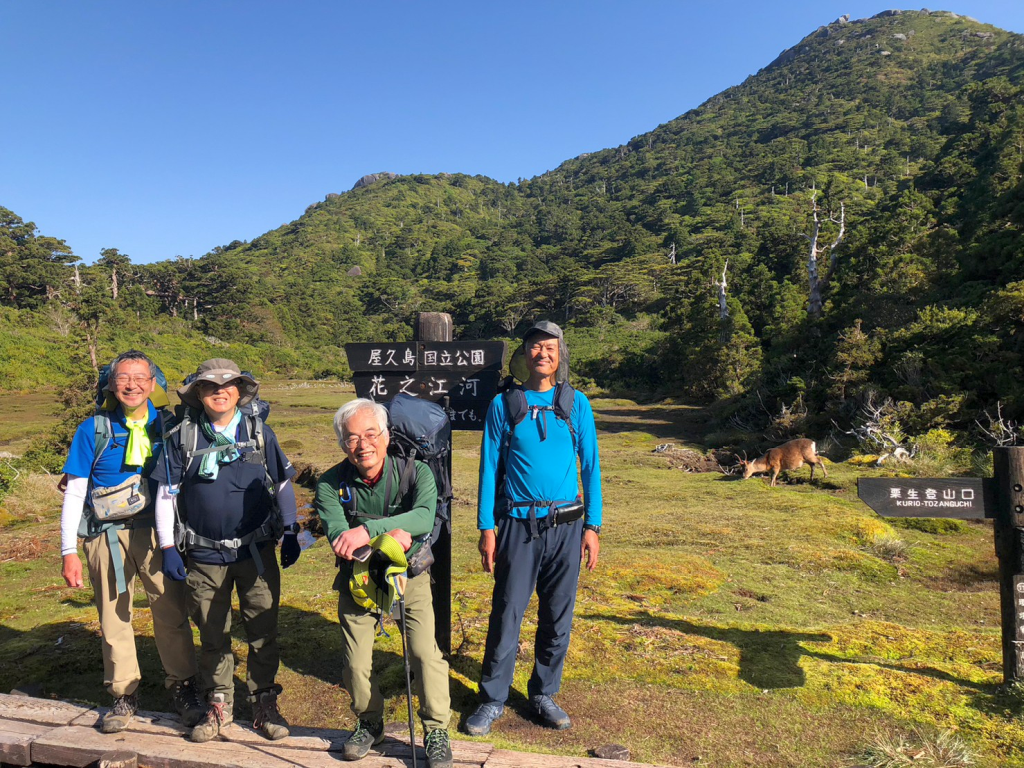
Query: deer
739 438 827 487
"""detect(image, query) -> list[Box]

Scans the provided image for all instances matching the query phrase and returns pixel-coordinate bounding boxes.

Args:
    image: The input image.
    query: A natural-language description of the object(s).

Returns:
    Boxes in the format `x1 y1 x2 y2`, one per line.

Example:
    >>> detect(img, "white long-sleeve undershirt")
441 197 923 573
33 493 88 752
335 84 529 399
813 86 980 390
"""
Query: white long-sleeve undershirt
60 475 89 556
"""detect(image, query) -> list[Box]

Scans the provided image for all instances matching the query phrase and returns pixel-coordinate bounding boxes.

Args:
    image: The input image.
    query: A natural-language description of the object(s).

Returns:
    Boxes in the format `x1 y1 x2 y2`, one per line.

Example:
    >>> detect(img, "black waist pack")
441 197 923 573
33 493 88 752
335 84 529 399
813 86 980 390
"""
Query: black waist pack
549 501 585 527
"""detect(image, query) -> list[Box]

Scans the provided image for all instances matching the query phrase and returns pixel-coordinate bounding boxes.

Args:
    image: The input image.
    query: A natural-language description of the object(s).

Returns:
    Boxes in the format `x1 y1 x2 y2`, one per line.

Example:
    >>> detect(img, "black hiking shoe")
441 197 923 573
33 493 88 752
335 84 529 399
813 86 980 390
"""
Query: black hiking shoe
252 688 289 741
342 719 384 761
424 728 453 768
530 694 571 730
171 676 206 728
463 701 503 736
101 691 138 733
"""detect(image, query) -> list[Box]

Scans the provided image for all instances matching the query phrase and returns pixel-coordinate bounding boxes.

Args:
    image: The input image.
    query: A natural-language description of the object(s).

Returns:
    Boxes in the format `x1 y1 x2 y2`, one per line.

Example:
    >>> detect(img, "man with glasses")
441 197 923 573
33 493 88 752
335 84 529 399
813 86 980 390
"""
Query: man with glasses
315 398 453 768
152 358 299 743
60 350 203 733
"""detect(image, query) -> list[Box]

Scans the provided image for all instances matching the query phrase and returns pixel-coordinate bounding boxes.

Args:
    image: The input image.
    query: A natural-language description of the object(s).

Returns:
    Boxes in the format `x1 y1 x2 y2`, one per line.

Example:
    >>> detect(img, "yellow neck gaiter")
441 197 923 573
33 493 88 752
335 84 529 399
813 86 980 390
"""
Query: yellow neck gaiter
124 417 152 467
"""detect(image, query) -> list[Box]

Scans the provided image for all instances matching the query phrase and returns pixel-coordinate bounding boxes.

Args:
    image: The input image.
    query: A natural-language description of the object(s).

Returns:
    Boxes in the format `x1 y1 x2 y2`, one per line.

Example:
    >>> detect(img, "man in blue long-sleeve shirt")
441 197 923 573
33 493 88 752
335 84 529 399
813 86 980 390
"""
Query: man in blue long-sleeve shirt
464 320 602 736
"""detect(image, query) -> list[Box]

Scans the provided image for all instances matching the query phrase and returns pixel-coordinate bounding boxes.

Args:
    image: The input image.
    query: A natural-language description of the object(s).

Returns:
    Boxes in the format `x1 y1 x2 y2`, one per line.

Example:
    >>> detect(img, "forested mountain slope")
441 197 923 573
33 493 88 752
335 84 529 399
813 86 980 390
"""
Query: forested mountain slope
3 9 1023 440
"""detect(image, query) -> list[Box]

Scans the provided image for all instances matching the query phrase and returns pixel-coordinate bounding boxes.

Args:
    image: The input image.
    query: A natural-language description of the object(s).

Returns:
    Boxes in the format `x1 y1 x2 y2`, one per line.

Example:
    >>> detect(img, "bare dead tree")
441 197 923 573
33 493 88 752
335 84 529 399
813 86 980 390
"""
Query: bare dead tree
668 242 676 265
802 192 846 317
977 402 1023 446
834 393 915 464
713 260 729 321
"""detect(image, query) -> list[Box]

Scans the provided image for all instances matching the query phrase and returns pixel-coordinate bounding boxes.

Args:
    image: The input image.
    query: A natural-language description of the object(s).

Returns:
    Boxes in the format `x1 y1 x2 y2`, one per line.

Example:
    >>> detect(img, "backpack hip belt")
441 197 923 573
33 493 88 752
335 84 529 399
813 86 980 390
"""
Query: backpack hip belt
503 498 581 540
179 520 277 575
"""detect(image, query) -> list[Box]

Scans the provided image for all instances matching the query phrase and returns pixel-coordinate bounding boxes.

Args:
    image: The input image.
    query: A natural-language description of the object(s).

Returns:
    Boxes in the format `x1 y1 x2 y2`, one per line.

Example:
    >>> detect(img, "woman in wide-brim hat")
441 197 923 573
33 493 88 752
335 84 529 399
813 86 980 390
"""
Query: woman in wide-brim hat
177 359 259 410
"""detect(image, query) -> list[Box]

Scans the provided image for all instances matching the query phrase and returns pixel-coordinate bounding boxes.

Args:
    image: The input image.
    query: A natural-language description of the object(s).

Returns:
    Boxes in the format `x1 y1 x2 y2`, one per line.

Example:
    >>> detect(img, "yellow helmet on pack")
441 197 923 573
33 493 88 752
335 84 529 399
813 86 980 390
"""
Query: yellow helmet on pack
349 534 408 615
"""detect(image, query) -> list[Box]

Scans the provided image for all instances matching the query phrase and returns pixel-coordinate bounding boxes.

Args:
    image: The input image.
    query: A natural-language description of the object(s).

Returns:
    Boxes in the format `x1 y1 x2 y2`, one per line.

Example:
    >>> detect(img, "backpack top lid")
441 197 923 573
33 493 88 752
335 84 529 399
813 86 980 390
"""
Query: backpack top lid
96 363 170 411
384 393 451 459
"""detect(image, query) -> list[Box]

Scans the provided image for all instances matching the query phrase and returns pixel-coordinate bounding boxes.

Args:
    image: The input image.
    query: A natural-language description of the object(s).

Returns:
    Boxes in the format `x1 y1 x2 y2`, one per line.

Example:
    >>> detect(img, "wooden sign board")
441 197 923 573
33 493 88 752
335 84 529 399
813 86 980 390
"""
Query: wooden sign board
346 341 505 373
857 478 997 519
346 341 506 432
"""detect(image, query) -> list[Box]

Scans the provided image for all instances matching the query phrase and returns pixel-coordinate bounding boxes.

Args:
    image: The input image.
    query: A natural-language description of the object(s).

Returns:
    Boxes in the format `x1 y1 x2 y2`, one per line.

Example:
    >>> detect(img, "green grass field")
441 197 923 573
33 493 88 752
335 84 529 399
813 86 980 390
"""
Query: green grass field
0 384 1013 767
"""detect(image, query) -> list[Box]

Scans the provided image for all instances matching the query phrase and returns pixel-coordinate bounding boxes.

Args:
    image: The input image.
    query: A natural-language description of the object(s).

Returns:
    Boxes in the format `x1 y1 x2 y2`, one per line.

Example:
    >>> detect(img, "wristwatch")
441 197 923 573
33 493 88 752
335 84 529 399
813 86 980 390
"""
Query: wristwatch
584 524 601 535
284 523 301 535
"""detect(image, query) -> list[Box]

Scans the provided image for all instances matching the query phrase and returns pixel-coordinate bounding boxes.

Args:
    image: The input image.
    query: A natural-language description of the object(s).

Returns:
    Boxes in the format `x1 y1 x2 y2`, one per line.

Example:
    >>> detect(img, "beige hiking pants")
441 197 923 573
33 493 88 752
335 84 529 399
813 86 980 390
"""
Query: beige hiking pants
83 526 198 697
337 570 451 732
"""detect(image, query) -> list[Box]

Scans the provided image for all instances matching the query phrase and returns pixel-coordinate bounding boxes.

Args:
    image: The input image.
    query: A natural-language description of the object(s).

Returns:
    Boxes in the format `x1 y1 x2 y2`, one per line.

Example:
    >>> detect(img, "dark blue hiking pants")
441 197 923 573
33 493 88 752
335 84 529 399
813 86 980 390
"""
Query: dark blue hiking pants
478 516 583 704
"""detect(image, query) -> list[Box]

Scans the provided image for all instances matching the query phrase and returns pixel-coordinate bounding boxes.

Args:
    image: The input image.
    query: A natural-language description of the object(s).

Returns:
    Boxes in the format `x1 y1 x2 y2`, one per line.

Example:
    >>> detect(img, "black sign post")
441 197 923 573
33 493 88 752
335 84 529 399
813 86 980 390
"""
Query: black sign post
345 314 506 655
857 450 1024 683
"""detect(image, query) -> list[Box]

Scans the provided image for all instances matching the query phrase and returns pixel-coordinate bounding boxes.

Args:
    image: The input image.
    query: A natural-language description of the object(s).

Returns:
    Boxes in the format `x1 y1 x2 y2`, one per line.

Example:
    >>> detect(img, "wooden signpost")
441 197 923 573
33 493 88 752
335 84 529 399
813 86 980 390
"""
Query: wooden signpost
858 446 1024 683
345 313 507 655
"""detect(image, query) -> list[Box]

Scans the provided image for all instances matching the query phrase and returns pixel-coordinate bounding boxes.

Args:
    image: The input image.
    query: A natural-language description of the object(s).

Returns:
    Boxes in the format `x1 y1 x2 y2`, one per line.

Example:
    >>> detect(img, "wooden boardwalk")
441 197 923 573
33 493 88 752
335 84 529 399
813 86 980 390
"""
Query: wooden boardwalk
0 693 667 768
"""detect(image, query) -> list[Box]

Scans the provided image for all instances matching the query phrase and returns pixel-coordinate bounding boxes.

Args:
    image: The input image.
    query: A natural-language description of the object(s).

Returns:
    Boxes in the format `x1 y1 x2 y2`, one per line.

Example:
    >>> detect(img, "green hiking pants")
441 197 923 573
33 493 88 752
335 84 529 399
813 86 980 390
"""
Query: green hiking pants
185 545 280 709
337 570 451 731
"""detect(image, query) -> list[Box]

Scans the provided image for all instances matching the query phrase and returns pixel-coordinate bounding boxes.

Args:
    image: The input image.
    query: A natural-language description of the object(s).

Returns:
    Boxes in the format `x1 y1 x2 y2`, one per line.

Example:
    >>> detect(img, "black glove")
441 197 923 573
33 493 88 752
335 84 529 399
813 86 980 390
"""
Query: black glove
161 546 187 581
281 533 301 569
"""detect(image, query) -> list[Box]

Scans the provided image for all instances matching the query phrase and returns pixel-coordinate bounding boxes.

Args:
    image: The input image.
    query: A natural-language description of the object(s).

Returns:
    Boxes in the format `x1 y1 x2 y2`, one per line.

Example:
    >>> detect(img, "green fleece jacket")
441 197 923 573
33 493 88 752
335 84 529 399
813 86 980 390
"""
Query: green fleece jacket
315 456 437 561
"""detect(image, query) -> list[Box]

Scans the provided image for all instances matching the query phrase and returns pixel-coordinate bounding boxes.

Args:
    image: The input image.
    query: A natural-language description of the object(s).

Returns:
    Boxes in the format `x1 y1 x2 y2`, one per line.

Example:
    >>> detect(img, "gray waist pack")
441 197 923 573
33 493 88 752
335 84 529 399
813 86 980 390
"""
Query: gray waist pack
91 475 150 522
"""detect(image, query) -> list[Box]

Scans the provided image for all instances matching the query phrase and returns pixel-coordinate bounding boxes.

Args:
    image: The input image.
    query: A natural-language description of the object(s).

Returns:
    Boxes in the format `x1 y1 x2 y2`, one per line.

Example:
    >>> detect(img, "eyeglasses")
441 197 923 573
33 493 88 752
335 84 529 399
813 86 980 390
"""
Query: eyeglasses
111 374 154 387
343 432 383 448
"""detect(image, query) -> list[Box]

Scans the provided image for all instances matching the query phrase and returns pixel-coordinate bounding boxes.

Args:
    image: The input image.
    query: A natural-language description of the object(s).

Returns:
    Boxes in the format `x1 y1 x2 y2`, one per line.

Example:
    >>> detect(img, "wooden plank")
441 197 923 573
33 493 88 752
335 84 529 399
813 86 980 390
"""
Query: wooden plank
0 717 52 766
485 748 673 768
31 725 409 768
0 693 96 726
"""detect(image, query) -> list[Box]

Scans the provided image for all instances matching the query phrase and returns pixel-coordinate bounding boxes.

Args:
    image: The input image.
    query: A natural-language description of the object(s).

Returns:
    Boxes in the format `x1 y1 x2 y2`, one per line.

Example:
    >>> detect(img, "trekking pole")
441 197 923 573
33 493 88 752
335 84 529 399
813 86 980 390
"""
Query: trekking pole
398 590 418 768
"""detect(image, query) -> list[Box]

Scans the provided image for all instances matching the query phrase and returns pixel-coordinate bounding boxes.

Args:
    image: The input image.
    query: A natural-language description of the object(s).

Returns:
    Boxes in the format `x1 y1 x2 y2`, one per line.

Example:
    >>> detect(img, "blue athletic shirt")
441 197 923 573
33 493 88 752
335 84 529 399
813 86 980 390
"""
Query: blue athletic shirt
151 417 295 565
477 386 602 531
63 401 163 498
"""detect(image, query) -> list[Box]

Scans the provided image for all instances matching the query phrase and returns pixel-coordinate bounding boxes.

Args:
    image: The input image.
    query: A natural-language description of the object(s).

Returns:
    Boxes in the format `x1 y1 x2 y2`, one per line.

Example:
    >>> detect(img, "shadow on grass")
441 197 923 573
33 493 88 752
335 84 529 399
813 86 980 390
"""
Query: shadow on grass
585 611 999 694
592 407 708 441
586 611 829 689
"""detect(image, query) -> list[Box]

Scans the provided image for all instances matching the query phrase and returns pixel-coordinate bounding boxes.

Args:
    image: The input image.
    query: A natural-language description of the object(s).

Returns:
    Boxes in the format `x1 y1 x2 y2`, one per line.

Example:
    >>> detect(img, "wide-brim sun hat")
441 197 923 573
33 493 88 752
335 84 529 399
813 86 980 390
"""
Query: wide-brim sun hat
177 358 259 409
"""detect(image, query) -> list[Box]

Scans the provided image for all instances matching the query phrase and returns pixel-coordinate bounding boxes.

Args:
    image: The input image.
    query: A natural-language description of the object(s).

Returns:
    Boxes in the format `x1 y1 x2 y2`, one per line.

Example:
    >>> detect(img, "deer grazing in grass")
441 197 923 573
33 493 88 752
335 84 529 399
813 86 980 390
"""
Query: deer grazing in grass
740 438 827 487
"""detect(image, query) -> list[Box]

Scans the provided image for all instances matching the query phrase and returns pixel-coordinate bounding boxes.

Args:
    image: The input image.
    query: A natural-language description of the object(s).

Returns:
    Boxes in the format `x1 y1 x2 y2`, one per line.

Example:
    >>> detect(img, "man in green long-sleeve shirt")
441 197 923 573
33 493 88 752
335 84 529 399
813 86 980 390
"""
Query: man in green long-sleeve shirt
315 398 452 768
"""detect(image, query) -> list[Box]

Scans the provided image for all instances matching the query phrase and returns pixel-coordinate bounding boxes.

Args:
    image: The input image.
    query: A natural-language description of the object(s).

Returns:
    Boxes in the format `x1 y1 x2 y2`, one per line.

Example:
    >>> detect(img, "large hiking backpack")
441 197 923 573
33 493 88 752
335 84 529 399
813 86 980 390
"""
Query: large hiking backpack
69 361 171 595
164 385 282 567
495 381 576 504
332 394 452 577
383 393 452 545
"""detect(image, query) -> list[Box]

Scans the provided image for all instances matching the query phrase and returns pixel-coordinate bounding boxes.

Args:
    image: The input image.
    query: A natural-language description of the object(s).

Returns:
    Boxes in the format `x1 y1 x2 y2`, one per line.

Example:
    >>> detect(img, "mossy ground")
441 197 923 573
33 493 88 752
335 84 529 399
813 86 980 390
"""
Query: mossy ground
0 386 1016 766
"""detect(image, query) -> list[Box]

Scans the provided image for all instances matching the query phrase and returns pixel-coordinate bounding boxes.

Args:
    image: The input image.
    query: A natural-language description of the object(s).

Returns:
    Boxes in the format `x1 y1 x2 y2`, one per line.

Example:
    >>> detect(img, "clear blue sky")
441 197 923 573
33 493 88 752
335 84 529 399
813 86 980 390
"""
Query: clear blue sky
3 1 1023 264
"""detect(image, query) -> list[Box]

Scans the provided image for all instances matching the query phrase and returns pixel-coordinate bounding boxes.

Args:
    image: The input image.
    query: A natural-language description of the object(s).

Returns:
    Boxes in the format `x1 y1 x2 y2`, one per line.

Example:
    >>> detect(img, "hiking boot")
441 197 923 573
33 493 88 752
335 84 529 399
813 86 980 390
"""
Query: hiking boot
342 719 385 761
100 692 138 733
463 701 503 736
530 694 571 730
171 676 207 728
190 693 232 743
252 688 289 741
424 728 453 768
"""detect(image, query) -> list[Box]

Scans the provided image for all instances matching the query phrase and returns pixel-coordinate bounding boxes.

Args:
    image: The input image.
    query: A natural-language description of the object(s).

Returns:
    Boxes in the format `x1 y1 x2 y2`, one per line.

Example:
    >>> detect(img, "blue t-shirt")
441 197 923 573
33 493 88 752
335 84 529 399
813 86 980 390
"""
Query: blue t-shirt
63 402 163 502
477 387 602 530
151 413 295 565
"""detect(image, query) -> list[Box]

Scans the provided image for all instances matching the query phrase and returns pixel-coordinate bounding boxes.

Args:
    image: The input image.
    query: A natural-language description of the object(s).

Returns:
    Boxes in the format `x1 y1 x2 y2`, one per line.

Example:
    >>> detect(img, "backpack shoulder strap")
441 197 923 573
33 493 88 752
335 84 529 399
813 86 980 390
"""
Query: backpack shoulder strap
179 408 201 476
92 410 114 470
502 387 529 429
553 382 577 443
